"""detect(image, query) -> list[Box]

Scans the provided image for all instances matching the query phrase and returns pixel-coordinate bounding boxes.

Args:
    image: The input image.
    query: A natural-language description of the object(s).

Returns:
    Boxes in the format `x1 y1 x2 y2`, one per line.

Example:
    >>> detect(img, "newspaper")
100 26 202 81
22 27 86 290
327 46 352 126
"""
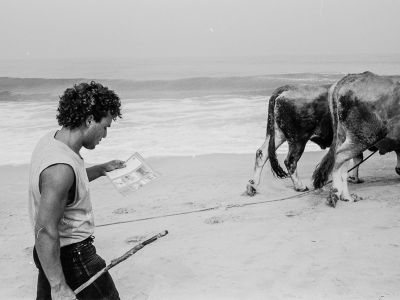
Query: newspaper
106 153 159 196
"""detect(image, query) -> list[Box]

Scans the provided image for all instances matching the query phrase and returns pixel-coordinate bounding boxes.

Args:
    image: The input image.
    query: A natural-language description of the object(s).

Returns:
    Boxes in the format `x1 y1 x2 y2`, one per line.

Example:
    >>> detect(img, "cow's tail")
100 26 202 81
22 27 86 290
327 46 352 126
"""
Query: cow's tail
268 87 288 178
312 83 338 188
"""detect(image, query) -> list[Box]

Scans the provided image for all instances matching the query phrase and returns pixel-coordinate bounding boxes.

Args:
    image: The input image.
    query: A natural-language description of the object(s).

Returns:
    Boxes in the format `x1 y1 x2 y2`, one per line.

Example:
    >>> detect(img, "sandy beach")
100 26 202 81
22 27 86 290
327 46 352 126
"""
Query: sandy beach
3 0 400 299
1 151 399 299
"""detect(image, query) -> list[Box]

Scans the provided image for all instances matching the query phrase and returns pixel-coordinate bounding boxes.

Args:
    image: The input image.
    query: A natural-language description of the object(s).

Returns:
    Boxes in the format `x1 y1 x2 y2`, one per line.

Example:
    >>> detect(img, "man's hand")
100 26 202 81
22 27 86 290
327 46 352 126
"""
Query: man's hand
87 160 126 181
51 282 76 300
101 159 126 174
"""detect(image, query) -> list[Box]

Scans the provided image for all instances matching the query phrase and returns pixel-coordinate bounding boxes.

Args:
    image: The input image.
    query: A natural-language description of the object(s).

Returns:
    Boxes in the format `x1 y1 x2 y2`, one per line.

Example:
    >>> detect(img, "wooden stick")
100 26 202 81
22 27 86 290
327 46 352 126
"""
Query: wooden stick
74 230 168 295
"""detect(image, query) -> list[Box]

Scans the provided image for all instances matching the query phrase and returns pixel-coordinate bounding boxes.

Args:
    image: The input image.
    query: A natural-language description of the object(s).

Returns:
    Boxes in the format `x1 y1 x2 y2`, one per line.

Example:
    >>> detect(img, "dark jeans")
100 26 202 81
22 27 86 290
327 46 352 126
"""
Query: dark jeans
33 236 120 300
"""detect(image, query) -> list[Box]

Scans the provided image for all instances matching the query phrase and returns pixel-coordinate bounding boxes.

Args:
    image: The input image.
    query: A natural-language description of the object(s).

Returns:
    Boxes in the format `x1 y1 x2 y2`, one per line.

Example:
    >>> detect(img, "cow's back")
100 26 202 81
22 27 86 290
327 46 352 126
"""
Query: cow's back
334 72 400 119
277 84 329 106
333 72 400 146
274 84 331 144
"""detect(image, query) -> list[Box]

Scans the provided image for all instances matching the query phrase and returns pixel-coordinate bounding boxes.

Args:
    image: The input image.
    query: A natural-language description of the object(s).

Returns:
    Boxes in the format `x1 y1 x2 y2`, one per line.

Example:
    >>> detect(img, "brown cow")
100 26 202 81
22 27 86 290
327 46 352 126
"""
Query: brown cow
313 71 400 207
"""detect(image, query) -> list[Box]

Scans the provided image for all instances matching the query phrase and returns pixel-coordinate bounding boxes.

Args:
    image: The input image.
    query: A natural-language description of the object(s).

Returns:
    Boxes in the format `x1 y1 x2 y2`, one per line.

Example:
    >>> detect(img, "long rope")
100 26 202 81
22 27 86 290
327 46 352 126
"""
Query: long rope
97 191 314 228
96 150 379 228
96 207 220 227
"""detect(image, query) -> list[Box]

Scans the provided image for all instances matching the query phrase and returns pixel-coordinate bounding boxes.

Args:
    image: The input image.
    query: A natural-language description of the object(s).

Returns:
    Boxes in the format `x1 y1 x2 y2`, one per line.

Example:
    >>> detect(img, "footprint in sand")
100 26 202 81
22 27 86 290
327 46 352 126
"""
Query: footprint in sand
285 210 299 217
23 246 33 256
113 207 136 215
204 216 224 224
204 214 241 224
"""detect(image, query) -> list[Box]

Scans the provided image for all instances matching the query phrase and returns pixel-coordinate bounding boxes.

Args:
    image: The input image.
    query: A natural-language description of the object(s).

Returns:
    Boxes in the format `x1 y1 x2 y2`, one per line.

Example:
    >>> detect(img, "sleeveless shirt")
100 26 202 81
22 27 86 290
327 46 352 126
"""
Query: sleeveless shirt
28 131 94 247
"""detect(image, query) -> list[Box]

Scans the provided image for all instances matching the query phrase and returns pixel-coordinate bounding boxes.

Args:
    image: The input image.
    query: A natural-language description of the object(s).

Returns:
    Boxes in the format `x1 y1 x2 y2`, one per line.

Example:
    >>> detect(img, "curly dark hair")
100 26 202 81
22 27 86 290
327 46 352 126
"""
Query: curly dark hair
57 81 122 128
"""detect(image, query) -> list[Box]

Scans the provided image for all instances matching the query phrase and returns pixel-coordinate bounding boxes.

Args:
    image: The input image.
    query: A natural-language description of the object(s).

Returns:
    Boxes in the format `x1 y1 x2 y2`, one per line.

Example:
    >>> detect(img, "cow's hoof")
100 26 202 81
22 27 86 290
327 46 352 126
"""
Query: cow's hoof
246 183 257 196
295 186 309 192
327 189 339 208
351 193 363 202
348 176 364 184
339 195 351 202
340 193 363 202
395 167 400 176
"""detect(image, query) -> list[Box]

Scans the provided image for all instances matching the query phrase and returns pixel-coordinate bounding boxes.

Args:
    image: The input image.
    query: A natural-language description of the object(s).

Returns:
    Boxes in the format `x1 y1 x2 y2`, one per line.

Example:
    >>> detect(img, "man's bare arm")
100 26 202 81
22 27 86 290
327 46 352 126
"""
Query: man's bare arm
35 164 76 299
86 159 125 182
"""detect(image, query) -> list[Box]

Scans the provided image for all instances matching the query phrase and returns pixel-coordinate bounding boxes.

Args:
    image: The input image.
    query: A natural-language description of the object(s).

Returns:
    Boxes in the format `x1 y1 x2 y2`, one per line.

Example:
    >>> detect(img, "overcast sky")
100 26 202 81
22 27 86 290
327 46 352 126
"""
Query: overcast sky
1 0 399 60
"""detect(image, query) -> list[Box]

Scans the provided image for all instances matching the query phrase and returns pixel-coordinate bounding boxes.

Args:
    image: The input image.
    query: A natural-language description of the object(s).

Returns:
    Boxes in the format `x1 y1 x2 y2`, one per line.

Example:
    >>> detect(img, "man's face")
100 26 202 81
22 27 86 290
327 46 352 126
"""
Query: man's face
83 113 113 150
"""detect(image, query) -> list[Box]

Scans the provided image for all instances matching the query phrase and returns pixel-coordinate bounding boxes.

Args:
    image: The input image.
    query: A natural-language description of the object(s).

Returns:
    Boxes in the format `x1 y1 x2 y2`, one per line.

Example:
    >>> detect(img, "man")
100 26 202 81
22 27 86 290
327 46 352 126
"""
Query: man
29 81 125 299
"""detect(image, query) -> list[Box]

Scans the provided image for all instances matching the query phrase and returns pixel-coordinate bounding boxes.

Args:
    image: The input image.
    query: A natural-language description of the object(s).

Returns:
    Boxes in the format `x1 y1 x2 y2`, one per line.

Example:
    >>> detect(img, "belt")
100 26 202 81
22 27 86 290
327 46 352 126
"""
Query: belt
61 235 95 252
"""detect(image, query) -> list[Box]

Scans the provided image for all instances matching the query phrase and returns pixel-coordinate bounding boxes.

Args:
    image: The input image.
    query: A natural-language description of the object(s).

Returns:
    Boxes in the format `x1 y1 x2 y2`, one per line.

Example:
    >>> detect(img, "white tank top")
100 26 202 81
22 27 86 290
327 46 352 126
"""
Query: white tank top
28 131 94 247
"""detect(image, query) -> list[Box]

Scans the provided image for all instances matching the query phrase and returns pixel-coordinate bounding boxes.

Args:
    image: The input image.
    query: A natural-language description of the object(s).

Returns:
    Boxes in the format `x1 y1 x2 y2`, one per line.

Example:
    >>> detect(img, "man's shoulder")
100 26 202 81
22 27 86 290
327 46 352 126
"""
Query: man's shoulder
42 163 74 174
32 131 79 170
40 163 75 191
36 130 56 146
31 130 58 159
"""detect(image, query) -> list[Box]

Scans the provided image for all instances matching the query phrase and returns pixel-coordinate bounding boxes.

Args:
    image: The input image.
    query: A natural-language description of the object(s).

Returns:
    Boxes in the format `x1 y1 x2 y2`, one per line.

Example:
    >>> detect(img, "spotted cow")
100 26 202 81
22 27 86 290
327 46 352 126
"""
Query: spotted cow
313 71 400 207
246 84 363 196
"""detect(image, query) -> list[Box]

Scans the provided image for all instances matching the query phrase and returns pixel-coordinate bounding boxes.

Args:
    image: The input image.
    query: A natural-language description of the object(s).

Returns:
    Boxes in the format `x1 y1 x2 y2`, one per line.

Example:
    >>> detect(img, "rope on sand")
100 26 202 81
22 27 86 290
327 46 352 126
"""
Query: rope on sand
96 207 220 227
96 190 312 228
96 150 378 228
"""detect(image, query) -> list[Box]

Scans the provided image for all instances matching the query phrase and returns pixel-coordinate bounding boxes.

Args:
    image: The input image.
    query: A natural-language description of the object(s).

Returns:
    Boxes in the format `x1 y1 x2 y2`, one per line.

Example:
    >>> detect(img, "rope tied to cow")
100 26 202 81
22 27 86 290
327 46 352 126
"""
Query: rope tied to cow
96 149 379 228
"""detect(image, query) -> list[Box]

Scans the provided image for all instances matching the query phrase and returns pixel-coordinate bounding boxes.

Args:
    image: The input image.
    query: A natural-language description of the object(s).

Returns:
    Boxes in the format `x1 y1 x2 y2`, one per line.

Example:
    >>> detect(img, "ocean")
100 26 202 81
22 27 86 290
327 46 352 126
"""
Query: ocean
1 55 399 166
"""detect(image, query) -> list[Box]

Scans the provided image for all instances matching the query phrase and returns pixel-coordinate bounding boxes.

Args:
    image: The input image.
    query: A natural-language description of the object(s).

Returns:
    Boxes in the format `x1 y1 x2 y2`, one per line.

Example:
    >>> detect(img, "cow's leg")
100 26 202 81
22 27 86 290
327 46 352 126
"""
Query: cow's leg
284 141 308 192
396 151 400 176
246 138 270 196
329 138 362 206
339 160 352 200
348 152 364 183
246 130 286 196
